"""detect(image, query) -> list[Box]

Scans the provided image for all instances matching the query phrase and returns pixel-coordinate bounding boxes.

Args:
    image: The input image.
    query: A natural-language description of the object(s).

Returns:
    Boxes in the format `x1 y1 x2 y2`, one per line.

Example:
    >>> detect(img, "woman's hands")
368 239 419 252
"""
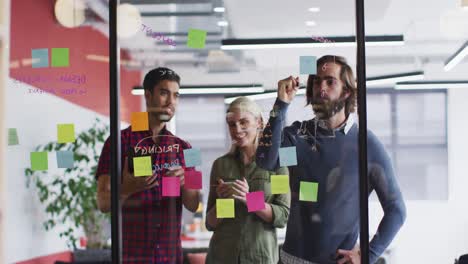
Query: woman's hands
231 178 250 204
215 178 250 204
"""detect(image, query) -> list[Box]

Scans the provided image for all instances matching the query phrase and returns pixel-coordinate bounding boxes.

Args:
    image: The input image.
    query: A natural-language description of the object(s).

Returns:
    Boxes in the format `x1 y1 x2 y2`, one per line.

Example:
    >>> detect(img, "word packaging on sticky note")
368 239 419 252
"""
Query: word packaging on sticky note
51 48 70 67
183 148 202 167
300 56 317 75
133 156 153 177
246 191 266 212
187 28 207 49
271 175 289 194
31 151 48 171
57 151 74 168
131 112 149 132
216 198 235 218
31 48 49 68
162 177 181 197
57 124 76 143
185 170 202 190
8 128 19 146
299 181 319 202
279 146 298 166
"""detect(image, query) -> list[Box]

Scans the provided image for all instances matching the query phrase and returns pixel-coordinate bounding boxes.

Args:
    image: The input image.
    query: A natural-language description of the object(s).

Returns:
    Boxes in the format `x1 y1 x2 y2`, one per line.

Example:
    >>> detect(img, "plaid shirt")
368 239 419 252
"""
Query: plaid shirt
96 126 192 264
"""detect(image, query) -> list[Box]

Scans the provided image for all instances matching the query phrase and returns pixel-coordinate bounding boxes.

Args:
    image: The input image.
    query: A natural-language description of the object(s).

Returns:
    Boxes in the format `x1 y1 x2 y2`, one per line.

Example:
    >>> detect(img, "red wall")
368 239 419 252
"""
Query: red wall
9 0 141 122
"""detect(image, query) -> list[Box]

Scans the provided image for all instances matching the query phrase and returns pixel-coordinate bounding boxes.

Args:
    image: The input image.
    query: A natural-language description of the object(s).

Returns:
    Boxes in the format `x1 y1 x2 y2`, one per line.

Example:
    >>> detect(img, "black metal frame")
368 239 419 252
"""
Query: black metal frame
109 0 122 263
355 0 370 263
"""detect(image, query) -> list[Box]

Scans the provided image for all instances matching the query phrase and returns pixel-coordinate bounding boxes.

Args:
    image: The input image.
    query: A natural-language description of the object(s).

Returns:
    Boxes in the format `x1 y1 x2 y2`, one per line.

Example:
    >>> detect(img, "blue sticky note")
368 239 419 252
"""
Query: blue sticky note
32 49 49 68
183 148 202 167
56 151 74 168
279 146 297 166
300 56 317 75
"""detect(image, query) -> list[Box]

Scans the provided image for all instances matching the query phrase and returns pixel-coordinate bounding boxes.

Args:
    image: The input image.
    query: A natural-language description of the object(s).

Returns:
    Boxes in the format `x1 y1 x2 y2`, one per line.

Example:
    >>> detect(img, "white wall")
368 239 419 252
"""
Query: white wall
369 88 468 264
4 79 114 263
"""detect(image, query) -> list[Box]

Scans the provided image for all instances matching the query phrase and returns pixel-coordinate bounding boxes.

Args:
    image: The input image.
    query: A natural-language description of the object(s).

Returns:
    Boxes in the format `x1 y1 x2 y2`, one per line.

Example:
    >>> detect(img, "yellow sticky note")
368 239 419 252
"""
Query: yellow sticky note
216 199 235 218
299 181 318 202
131 112 149 132
57 124 75 143
133 156 153 177
271 175 289 194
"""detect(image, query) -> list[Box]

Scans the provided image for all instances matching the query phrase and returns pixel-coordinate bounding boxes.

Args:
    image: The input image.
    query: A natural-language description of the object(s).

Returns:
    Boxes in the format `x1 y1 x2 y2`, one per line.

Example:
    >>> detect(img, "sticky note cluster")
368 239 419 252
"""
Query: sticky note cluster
8 128 19 146
133 156 152 177
57 151 74 168
185 170 202 190
279 146 297 166
162 176 180 197
32 48 69 68
131 112 149 132
30 151 48 171
246 191 265 212
300 56 317 75
271 175 289 194
216 198 235 218
57 124 75 143
299 181 319 202
183 148 202 167
187 28 207 49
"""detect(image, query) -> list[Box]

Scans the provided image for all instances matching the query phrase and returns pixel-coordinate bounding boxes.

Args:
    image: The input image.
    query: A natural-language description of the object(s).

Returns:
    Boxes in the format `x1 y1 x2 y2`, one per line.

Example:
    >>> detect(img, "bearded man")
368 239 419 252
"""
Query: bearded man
256 55 406 264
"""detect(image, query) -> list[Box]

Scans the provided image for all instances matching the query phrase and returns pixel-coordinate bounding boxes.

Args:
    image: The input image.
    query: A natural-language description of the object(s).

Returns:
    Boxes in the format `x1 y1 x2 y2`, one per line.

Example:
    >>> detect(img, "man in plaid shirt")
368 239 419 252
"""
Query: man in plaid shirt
96 67 200 263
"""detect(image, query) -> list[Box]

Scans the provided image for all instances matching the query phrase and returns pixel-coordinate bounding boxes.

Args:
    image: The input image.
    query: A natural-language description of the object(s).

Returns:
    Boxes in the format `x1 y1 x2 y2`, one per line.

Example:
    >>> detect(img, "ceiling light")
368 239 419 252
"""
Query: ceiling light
221 35 404 50
305 21 317 26
224 88 306 104
308 7 320 12
217 21 229 27
395 81 468 90
132 85 264 95
444 40 468 71
54 0 86 28
367 71 425 86
117 4 142 38
214 7 225 13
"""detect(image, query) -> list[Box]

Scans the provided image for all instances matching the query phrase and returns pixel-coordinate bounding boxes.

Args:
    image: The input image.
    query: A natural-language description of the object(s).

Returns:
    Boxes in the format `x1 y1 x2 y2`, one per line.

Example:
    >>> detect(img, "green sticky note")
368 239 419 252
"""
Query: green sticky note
31 151 48 171
187 28 207 49
133 156 153 177
51 48 69 67
271 175 290 194
216 198 235 218
8 128 19 146
299 181 319 202
57 124 75 143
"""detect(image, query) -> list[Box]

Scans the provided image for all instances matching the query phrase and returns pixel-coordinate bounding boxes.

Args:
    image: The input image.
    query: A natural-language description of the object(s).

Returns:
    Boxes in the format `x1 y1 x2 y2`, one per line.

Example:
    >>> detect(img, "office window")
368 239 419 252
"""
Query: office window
368 89 448 200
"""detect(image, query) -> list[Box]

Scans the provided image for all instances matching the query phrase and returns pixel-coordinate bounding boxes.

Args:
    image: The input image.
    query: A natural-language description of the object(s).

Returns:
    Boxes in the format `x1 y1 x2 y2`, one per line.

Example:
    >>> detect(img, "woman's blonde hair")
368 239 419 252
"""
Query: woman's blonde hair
226 96 264 155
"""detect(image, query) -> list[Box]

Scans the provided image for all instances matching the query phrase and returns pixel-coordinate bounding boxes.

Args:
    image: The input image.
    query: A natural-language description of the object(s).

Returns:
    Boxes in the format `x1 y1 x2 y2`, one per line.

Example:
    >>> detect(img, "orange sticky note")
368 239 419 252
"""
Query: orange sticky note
131 112 149 132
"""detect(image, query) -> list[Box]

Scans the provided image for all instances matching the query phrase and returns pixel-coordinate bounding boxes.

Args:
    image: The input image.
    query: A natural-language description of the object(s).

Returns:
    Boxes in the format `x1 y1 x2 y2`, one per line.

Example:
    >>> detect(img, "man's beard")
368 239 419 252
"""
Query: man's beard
311 95 346 120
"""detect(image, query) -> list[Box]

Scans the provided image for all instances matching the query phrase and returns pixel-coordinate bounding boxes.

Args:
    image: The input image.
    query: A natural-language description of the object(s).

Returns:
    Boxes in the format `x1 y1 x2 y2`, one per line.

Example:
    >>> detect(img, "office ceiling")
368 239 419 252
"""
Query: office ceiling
88 0 468 86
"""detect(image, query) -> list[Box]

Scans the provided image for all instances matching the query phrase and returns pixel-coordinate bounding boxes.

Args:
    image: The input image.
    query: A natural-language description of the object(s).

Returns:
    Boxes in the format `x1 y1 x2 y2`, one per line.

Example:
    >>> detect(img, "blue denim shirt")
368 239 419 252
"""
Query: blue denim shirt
256 98 406 264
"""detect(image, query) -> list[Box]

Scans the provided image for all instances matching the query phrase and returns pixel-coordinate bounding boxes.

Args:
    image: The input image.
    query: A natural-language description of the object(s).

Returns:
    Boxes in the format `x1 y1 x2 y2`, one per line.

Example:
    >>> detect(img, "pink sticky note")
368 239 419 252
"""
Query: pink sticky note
246 191 266 212
185 170 202 190
162 177 180 197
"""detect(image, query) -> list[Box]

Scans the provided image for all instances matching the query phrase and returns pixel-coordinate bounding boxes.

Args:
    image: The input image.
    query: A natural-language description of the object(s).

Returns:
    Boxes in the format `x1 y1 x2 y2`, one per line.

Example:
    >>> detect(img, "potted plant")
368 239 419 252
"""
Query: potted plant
25 118 111 260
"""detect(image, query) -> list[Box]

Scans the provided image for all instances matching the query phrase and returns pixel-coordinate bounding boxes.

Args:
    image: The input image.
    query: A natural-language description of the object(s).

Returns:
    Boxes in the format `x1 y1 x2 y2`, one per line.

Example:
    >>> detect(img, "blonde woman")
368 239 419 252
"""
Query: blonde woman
205 97 290 264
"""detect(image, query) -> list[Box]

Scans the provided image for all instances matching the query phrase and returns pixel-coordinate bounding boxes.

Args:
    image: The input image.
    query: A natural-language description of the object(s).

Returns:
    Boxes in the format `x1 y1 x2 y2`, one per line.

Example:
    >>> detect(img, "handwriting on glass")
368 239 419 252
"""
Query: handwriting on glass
15 74 86 85
134 144 180 155
28 88 87 95
310 36 334 43
141 24 176 47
